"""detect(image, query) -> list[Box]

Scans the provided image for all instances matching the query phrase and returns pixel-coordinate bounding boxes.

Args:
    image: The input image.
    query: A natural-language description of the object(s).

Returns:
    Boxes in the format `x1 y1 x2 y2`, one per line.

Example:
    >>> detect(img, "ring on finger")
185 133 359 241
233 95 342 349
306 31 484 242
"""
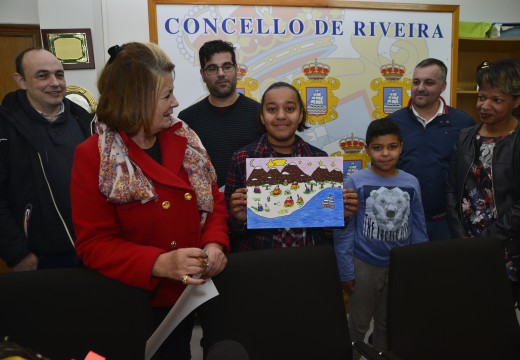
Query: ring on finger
198 257 208 269
181 275 190 285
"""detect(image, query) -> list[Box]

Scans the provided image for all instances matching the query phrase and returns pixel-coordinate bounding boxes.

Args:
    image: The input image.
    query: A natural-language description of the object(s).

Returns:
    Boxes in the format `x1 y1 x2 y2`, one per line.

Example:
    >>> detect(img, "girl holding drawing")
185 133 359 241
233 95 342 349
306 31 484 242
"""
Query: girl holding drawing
225 81 358 251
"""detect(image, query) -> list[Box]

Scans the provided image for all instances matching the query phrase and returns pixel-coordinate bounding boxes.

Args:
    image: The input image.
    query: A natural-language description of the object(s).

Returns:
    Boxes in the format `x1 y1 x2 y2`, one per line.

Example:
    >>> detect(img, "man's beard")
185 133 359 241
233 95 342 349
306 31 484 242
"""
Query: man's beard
209 77 237 99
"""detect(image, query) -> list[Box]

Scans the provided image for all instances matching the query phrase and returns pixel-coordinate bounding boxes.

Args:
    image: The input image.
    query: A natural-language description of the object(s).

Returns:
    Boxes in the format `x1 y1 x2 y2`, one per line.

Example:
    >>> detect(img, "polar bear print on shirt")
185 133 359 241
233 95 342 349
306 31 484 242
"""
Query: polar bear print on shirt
369 186 410 232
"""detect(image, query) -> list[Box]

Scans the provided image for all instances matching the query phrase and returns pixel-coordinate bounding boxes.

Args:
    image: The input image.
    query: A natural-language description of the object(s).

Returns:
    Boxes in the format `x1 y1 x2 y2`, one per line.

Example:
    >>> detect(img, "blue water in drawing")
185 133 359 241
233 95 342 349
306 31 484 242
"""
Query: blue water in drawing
247 188 345 229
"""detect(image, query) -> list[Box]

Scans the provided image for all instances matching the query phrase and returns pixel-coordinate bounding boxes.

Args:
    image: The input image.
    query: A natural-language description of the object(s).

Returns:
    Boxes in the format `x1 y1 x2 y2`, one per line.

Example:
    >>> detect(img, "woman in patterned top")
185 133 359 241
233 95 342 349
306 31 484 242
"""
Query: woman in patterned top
446 58 520 307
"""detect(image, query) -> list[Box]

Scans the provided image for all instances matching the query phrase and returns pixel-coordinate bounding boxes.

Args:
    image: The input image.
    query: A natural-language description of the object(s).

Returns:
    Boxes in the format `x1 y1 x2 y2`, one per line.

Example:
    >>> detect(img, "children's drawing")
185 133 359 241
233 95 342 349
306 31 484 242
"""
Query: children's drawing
343 160 363 182
246 156 344 229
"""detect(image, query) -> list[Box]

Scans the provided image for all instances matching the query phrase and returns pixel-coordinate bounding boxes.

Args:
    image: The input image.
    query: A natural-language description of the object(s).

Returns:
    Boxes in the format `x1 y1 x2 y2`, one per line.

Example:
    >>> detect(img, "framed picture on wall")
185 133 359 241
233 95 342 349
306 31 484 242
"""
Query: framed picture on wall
41 28 95 70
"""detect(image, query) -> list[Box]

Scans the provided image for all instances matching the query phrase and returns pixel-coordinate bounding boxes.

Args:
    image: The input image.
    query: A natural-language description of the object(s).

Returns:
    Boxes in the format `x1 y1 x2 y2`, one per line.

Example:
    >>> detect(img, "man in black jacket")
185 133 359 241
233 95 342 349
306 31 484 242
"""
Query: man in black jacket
0 48 95 270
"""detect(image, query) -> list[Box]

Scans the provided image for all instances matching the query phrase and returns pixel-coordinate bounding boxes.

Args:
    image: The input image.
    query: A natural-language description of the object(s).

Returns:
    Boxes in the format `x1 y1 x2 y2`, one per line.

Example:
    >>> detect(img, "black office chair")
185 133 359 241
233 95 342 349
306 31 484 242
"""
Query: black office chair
198 245 353 360
0 268 153 359
355 237 520 360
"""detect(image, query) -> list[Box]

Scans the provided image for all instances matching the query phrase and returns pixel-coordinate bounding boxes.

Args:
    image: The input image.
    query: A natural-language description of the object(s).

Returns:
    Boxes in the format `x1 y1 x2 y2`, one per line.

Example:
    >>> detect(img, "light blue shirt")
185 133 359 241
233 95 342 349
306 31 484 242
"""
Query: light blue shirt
334 168 429 281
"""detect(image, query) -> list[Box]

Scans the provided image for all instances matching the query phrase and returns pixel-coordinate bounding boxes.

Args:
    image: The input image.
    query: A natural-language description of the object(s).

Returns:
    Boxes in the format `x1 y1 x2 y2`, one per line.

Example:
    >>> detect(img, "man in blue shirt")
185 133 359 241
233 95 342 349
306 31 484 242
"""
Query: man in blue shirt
387 58 475 240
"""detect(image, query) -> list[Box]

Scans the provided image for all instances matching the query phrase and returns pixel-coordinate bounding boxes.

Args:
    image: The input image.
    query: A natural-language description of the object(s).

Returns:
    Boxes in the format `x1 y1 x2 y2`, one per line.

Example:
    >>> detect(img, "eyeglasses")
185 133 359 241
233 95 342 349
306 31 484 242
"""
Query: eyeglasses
204 63 236 75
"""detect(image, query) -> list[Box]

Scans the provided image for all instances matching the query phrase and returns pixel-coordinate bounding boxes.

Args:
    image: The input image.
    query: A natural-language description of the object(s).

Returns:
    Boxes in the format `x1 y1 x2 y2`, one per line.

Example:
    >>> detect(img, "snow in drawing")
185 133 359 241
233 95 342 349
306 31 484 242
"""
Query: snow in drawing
246 156 345 229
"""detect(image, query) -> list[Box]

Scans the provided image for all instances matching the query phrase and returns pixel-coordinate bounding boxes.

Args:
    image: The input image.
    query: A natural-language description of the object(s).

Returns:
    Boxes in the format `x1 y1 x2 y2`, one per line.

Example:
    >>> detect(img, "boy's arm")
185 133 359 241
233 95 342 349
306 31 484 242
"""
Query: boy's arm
411 182 429 243
334 177 357 293
333 222 356 293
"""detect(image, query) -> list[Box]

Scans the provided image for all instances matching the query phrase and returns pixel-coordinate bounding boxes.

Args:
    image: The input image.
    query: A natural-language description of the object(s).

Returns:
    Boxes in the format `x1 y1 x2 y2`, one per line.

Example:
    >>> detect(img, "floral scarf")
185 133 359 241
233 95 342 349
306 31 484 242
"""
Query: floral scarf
97 117 216 213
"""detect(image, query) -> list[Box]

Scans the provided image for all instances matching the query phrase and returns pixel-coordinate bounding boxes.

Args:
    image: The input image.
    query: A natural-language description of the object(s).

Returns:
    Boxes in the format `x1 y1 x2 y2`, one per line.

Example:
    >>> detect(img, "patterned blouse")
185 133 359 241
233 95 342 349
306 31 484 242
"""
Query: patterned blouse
461 133 513 236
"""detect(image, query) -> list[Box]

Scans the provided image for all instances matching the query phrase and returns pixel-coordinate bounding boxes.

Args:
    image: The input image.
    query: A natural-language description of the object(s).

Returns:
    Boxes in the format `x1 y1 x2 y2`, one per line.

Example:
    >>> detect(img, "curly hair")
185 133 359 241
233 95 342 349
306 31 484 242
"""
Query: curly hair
198 40 236 69
477 58 520 118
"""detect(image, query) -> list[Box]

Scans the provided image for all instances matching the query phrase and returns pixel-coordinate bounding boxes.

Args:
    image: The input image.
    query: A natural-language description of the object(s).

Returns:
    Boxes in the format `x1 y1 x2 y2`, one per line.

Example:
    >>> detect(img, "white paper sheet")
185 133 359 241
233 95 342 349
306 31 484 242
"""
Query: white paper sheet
145 278 219 360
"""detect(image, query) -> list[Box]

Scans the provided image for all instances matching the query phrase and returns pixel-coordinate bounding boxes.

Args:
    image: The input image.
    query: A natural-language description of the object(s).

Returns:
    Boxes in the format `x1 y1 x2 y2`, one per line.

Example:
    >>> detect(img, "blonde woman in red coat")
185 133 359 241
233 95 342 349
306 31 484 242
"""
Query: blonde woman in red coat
71 42 229 359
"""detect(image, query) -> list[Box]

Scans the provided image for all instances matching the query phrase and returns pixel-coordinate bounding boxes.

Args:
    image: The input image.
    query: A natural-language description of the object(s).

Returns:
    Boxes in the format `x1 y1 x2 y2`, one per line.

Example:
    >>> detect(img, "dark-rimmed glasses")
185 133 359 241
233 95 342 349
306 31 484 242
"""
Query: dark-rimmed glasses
204 63 236 75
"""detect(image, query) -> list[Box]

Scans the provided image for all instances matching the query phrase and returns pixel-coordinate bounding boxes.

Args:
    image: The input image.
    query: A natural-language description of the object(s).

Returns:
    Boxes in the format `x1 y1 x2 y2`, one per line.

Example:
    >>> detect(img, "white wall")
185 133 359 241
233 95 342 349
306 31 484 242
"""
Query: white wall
1 0 519 100
0 0 39 24
36 0 104 98
101 0 149 46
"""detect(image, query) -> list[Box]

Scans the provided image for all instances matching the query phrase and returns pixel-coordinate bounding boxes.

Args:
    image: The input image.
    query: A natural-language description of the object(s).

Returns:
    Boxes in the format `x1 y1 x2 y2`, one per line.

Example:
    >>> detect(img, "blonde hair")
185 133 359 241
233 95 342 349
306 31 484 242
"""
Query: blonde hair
97 42 175 135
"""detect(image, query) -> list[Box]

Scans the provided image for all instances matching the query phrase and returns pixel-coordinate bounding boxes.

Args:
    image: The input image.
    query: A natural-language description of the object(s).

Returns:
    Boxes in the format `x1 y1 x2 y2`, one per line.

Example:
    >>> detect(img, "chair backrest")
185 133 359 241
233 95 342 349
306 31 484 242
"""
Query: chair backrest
0 268 153 359
198 245 352 360
387 237 520 360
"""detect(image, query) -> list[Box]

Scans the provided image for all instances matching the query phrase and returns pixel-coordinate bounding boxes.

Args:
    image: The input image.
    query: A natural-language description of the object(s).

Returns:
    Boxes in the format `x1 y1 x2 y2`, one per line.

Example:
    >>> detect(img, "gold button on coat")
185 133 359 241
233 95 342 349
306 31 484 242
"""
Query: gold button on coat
170 241 177 248
162 201 170 209
184 193 193 200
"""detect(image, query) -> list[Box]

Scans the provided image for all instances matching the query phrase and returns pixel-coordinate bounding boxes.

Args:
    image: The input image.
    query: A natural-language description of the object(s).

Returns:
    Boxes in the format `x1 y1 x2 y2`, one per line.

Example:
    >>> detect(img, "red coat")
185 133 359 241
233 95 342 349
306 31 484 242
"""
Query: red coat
71 126 229 307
